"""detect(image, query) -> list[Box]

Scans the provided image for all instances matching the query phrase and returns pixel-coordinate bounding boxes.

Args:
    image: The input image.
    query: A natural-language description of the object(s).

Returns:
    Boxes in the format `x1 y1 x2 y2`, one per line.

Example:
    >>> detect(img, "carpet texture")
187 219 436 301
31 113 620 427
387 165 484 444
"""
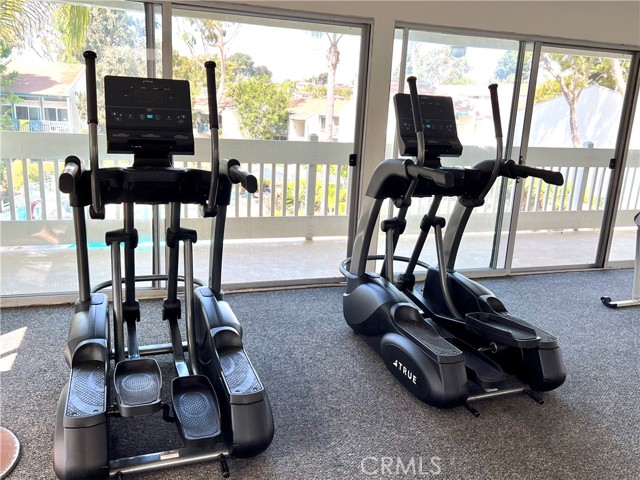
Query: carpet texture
1 269 638 479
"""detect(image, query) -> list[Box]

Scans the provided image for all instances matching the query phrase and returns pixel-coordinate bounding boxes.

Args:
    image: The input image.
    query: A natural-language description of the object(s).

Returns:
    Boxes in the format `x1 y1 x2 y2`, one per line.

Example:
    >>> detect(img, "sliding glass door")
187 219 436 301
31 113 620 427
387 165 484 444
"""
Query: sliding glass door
387 29 521 271
389 27 639 275
511 46 634 269
170 6 368 286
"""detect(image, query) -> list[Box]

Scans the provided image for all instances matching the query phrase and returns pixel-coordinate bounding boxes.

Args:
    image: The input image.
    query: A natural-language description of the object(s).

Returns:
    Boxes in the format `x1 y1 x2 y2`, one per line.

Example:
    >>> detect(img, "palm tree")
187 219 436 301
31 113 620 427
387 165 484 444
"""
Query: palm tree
0 0 88 60
309 31 343 142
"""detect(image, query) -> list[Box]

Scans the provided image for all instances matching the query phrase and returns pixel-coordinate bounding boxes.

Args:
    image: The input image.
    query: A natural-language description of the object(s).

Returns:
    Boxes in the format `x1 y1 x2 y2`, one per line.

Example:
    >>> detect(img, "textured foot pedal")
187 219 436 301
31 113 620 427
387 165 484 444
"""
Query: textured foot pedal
463 349 509 388
396 317 463 364
466 312 539 348
172 375 221 447
219 347 264 400
66 360 106 418
114 358 161 417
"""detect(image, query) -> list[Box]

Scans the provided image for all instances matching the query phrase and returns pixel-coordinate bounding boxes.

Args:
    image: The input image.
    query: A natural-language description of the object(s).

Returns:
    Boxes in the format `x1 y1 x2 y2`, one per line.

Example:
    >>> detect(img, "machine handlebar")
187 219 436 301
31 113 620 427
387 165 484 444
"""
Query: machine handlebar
205 61 219 130
228 162 258 193
83 51 104 219
83 52 98 124
488 84 502 140
502 160 564 186
406 76 423 135
204 61 220 216
59 156 82 194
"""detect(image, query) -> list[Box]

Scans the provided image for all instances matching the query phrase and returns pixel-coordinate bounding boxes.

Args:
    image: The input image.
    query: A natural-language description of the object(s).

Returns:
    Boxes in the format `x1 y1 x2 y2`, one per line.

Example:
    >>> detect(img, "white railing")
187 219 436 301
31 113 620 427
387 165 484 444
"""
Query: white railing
1 131 639 245
6 120 71 133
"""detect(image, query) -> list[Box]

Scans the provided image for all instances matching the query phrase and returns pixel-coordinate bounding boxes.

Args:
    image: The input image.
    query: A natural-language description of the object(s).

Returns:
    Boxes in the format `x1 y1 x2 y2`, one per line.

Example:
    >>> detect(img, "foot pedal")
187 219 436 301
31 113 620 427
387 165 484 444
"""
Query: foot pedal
395 317 463 364
67 360 106 418
114 358 161 417
172 375 222 447
466 312 539 348
462 349 510 388
218 346 265 402
65 341 108 425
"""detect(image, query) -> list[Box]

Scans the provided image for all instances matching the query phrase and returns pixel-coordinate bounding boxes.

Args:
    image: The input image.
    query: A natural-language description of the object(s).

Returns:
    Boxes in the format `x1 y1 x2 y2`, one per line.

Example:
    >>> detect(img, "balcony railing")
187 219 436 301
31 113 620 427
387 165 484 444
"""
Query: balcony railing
1 131 639 246
4 119 71 133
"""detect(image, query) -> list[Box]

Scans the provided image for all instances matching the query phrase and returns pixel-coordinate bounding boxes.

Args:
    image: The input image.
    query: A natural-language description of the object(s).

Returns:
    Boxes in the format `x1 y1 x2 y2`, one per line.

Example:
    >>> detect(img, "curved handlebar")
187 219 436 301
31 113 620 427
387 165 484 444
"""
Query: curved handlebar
406 76 423 135
83 51 104 219
204 61 220 216
406 76 426 167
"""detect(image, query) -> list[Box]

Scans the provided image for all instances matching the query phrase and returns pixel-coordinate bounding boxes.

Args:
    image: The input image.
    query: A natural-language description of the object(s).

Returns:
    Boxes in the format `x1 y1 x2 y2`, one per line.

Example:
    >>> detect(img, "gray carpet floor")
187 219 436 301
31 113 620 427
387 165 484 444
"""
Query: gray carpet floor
1 269 639 479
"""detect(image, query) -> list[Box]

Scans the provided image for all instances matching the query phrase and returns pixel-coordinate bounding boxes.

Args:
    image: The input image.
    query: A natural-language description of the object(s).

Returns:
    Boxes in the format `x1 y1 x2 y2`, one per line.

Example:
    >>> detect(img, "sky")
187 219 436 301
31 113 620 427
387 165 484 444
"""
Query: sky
172 19 363 85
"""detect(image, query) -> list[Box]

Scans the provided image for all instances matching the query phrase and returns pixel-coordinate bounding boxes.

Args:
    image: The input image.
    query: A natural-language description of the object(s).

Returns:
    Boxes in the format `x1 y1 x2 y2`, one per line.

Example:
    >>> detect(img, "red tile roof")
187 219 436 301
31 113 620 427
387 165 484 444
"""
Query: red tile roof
3 58 84 97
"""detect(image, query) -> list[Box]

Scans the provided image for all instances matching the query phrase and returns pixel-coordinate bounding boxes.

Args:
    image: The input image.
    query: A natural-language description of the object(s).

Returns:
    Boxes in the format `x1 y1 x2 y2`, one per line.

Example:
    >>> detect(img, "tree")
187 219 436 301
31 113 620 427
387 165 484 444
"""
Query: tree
72 8 147 130
538 53 630 147
0 0 89 61
179 19 238 103
227 52 272 82
403 44 472 85
494 50 532 83
323 32 343 142
227 76 292 140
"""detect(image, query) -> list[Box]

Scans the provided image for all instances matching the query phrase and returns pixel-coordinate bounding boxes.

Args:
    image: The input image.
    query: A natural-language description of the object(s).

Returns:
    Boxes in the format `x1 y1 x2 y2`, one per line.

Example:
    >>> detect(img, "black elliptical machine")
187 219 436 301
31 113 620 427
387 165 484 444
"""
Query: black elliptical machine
341 77 566 414
53 52 273 479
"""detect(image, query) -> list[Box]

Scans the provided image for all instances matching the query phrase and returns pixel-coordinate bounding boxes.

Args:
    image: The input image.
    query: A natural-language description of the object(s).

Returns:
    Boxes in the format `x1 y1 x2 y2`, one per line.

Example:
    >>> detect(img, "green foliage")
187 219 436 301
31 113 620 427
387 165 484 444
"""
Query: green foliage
0 38 20 131
534 79 562 103
73 9 146 130
306 72 328 85
173 51 210 103
227 52 272 82
402 44 472 85
8 160 54 192
227 77 292 140
494 50 532 83
54 4 90 61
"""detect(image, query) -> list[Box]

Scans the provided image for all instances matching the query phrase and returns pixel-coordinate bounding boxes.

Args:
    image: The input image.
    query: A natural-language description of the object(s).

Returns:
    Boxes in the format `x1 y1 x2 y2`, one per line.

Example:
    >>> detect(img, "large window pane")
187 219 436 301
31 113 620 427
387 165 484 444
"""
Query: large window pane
0 0 150 296
384 29 520 272
171 8 365 285
609 88 640 262
512 47 632 268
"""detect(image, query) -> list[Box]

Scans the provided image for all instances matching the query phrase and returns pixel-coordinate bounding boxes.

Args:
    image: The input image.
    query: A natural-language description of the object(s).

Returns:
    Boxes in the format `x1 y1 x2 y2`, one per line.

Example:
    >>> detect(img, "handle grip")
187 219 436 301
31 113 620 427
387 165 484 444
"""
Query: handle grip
203 60 220 216
83 51 98 125
406 76 423 134
488 84 502 139
406 164 454 188
502 160 564 186
204 61 219 129
59 156 82 193
229 165 258 193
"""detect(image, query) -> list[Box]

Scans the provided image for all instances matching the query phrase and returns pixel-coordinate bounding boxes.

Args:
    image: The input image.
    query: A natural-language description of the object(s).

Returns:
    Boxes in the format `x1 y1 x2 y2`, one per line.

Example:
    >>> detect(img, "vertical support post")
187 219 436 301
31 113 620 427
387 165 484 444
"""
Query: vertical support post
183 240 199 374
111 242 125 363
73 206 91 304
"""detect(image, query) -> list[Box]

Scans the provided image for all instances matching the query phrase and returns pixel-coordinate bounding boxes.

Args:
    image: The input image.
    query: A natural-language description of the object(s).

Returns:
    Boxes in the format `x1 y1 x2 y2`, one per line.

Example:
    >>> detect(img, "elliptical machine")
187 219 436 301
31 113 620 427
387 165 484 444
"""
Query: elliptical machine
54 52 273 479
341 77 566 414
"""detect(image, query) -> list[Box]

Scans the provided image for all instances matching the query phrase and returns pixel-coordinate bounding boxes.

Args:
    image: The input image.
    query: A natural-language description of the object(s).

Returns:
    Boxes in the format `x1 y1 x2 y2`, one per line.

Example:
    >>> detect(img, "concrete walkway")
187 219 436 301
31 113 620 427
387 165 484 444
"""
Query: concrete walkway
0 229 636 302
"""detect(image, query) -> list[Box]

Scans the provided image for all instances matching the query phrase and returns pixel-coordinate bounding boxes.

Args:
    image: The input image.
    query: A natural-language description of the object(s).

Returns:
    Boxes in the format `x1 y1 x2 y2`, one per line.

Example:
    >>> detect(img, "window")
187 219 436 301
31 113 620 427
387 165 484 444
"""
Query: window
386 28 521 270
